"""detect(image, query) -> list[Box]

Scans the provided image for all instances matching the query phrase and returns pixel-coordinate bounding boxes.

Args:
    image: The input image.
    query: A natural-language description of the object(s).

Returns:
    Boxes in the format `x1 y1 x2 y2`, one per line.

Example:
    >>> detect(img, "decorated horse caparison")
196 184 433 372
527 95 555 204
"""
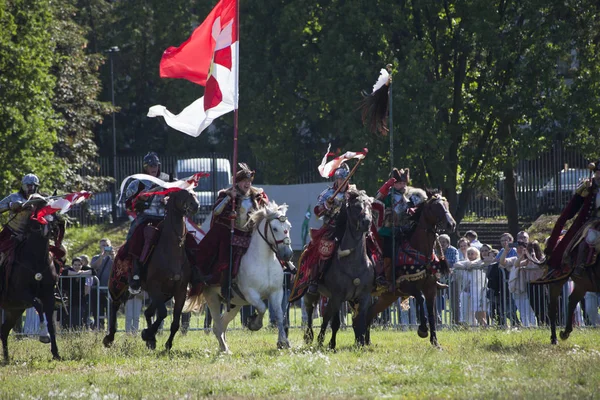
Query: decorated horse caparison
103 189 199 351
185 201 293 353
366 192 456 347
303 189 375 349
1 198 64 361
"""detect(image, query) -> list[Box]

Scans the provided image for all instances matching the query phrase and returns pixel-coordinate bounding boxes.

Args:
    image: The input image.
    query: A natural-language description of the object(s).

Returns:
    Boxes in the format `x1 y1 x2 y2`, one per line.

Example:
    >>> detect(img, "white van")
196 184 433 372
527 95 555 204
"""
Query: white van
175 158 232 223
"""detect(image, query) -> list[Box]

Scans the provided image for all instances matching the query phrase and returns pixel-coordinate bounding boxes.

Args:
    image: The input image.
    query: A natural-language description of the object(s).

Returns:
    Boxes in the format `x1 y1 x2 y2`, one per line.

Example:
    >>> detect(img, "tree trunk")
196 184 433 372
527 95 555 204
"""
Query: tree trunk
503 166 519 238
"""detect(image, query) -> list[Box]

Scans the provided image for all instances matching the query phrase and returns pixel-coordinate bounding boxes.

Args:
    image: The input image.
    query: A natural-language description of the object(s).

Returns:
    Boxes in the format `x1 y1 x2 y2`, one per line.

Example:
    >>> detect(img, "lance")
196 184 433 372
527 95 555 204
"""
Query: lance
386 64 396 293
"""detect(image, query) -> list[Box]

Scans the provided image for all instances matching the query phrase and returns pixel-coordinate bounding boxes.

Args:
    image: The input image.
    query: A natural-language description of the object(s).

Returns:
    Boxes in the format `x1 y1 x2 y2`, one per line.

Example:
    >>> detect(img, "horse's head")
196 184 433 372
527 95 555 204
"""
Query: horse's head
248 201 293 262
345 189 373 234
168 189 199 217
420 192 456 233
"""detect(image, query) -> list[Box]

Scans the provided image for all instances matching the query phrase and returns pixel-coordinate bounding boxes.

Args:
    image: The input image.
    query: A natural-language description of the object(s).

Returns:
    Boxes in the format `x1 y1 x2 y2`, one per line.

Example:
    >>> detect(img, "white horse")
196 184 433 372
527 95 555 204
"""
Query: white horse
185 201 293 353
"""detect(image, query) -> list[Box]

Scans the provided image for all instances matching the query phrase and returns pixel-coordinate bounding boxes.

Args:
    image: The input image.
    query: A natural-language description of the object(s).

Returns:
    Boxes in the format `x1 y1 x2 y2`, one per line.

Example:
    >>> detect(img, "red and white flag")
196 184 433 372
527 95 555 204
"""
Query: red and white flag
33 191 92 224
147 0 238 137
318 144 368 178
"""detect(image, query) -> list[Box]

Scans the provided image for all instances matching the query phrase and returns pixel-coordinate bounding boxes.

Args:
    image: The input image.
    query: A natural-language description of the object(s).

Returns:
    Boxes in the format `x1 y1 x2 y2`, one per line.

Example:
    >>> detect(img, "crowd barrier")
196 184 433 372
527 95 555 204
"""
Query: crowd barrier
3 271 599 336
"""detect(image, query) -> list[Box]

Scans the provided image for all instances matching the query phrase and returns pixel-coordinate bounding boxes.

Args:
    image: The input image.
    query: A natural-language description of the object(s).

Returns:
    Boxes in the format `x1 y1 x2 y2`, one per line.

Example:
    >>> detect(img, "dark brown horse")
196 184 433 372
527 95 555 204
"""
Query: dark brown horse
103 189 198 350
366 193 456 347
535 259 600 345
1 200 62 361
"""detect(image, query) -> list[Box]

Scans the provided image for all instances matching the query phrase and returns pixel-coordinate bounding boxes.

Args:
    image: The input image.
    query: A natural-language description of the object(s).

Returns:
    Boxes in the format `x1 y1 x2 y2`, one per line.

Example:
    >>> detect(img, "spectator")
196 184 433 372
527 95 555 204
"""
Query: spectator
465 230 483 250
495 233 517 261
499 241 538 327
457 237 470 261
480 244 495 266
90 238 115 330
125 291 144 334
454 247 487 326
438 234 459 267
61 257 93 329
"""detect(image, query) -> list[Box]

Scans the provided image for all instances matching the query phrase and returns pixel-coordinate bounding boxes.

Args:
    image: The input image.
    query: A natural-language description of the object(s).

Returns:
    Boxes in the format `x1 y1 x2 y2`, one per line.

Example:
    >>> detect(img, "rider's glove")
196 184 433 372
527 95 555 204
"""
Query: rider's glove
377 178 397 198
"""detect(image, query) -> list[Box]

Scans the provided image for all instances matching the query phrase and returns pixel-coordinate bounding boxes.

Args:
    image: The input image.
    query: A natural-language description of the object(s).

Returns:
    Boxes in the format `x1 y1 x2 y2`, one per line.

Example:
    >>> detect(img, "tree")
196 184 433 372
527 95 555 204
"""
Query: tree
0 0 61 195
51 0 114 193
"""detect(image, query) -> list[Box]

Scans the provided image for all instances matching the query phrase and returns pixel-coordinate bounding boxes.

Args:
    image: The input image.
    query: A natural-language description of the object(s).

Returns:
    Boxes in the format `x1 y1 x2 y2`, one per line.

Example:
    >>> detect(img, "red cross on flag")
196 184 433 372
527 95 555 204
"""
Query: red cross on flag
148 0 238 137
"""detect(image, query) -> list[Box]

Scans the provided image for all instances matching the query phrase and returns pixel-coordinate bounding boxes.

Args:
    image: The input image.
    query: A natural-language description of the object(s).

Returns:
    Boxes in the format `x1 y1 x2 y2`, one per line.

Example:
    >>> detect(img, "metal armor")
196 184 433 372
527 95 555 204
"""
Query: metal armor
316 186 346 225
0 192 31 234
125 172 170 218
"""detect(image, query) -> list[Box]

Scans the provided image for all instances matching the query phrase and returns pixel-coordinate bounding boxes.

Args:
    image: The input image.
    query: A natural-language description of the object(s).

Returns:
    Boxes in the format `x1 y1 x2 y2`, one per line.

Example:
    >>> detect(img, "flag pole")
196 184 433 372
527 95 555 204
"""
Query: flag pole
387 64 395 294
227 0 240 312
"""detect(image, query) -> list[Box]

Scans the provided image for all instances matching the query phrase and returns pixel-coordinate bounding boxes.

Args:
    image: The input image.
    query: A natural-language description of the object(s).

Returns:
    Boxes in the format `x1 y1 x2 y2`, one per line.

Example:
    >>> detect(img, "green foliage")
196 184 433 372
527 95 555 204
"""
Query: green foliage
51 0 114 193
0 0 61 194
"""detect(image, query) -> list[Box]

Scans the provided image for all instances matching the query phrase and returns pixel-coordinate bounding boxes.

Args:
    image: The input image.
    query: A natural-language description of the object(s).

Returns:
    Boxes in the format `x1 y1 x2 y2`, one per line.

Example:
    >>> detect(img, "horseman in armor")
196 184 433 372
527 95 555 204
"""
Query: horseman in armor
536 162 600 283
190 163 268 292
375 168 427 286
124 152 171 293
0 174 49 295
307 164 368 294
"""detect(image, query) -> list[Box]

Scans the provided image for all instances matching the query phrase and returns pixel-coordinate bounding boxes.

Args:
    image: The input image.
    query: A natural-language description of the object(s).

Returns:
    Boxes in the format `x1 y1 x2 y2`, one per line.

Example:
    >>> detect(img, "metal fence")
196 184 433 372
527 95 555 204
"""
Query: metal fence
3 271 599 337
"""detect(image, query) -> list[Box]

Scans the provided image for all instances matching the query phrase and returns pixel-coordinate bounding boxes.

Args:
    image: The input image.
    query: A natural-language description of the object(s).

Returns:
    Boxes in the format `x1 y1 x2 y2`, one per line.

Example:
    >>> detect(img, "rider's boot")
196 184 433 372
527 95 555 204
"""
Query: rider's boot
128 258 142 295
375 257 390 290
307 260 323 295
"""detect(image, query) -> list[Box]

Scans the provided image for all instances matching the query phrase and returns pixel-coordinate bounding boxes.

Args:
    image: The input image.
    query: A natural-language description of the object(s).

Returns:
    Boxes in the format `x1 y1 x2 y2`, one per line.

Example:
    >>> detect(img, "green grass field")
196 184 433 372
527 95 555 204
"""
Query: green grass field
1 327 599 399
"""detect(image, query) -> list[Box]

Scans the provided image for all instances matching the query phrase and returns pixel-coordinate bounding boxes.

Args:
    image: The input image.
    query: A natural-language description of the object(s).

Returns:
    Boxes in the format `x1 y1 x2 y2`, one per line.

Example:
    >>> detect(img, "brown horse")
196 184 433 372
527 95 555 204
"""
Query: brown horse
535 260 600 345
103 189 198 350
365 193 456 347
1 200 62 361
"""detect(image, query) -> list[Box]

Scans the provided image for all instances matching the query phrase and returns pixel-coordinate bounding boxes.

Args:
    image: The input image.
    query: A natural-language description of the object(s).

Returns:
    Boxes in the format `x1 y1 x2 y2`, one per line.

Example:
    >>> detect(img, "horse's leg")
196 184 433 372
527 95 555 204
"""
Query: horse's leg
548 283 561 345
365 292 398 346
204 289 230 353
31 297 50 344
1 309 25 363
413 290 429 339
165 287 187 351
268 288 290 349
328 305 341 350
42 292 61 360
303 293 318 345
102 298 122 348
141 299 160 350
317 297 340 348
424 281 439 347
352 295 370 347
560 284 586 341
241 289 267 332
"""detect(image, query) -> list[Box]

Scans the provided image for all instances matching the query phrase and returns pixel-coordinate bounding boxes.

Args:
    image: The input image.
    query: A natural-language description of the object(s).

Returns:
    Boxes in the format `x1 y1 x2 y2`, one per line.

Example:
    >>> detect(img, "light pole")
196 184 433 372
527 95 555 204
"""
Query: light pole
106 46 120 223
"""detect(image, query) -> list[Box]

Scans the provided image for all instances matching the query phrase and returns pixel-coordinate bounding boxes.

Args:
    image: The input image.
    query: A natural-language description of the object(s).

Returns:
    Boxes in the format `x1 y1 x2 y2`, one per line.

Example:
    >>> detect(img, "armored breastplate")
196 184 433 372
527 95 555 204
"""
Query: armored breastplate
236 196 253 231
318 187 345 225
140 179 166 217
4 193 31 234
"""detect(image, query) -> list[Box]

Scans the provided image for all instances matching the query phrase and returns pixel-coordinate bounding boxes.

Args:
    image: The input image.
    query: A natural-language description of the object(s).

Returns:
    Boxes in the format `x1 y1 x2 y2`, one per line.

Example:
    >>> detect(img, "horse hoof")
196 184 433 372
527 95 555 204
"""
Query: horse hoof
559 331 570 341
165 342 172 351
52 354 62 361
146 340 156 350
141 329 150 341
417 328 429 339
39 335 50 344
277 340 290 350
303 332 313 345
102 336 113 348
551 338 558 345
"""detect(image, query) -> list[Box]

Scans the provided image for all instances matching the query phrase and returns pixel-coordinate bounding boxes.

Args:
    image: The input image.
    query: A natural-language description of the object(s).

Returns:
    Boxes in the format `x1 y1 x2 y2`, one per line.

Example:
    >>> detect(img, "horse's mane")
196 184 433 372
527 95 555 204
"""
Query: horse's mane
246 201 288 230
346 188 372 205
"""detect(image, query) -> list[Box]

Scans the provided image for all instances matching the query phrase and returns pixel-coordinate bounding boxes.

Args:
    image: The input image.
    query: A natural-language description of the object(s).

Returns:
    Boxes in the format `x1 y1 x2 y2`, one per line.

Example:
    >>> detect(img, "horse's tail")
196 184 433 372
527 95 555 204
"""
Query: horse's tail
182 293 205 314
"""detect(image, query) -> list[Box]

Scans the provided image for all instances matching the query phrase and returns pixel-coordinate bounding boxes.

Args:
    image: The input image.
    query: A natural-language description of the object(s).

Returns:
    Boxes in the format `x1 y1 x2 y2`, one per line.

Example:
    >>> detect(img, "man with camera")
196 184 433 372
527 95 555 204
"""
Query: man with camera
89 238 115 330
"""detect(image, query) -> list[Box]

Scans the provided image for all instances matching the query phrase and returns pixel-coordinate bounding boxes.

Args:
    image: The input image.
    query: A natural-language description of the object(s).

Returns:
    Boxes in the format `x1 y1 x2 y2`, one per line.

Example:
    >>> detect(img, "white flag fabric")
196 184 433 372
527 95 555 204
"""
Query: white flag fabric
318 146 368 178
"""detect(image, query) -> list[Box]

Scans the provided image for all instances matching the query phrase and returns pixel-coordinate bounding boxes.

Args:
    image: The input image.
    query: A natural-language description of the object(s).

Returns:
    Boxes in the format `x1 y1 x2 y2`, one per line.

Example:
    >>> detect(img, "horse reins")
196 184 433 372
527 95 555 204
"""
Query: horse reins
257 215 291 257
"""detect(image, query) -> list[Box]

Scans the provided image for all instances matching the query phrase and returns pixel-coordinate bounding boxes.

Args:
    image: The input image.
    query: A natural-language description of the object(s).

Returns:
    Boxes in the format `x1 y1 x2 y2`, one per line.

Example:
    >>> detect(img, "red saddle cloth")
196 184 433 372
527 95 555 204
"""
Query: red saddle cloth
395 241 440 277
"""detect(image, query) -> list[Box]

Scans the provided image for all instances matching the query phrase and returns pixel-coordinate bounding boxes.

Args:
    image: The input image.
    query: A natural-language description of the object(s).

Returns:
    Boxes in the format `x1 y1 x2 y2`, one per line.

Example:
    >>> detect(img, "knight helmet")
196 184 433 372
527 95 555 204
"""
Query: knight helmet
333 164 350 180
143 152 162 176
21 173 40 195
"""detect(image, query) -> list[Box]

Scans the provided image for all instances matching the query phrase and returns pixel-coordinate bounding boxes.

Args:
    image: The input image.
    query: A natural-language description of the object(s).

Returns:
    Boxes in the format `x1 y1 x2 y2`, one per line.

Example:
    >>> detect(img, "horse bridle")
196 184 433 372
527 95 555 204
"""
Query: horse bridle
418 195 451 235
257 214 291 255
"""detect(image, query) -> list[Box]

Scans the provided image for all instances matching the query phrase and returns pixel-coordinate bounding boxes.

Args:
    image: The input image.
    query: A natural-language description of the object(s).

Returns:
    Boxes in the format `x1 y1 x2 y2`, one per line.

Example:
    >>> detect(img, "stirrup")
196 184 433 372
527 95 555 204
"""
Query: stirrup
128 275 142 295
307 282 318 295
